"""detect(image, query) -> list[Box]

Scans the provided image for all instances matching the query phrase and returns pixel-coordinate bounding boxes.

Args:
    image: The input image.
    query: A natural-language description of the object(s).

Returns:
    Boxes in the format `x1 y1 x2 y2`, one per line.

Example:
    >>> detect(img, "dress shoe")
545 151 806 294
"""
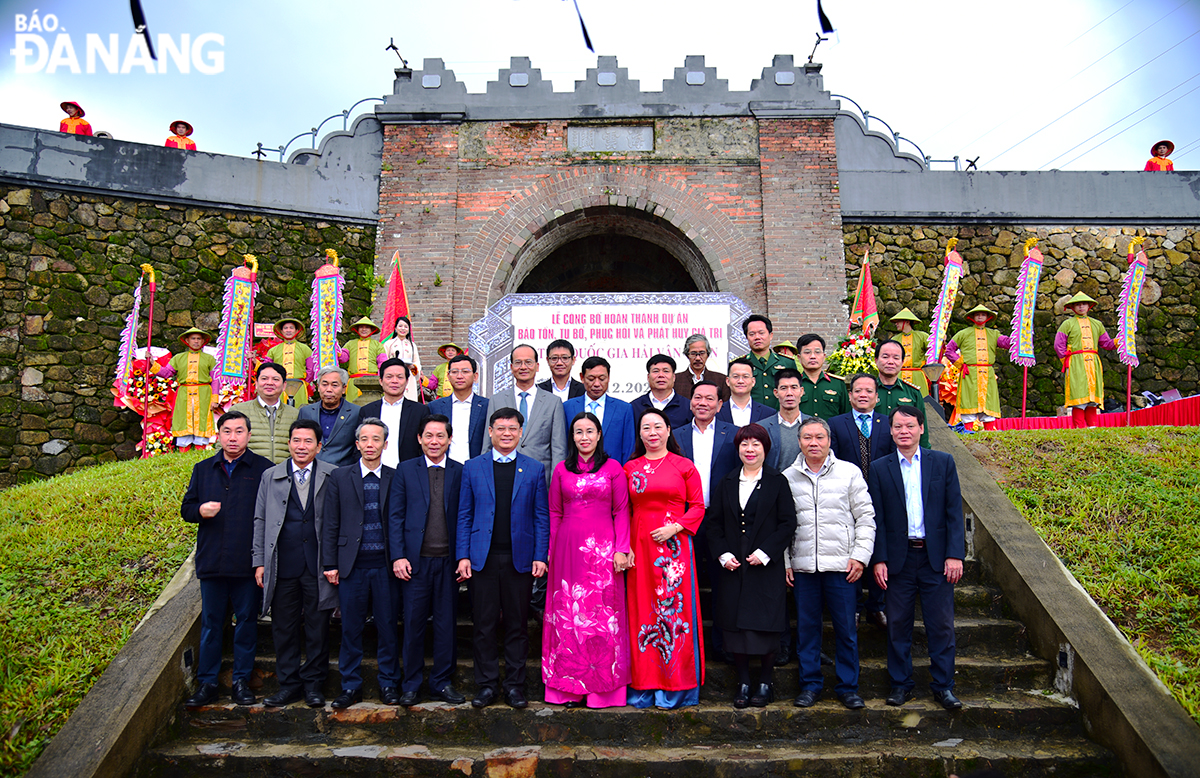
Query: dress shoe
562 700 584 709
398 690 420 706
933 689 963 710
505 688 529 709
380 687 401 706
472 687 497 709
231 679 256 706
264 688 304 708
837 692 866 710
866 610 888 629
732 683 751 709
185 682 219 708
332 689 363 709
749 683 774 708
305 690 326 708
773 652 792 667
886 688 915 707
430 686 466 705
792 689 820 708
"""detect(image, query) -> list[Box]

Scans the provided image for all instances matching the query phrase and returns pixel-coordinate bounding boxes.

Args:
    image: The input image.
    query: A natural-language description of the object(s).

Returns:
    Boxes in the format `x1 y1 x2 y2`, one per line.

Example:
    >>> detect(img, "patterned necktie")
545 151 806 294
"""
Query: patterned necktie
588 400 599 415
519 391 529 419
294 468 308 509
857 413 871 437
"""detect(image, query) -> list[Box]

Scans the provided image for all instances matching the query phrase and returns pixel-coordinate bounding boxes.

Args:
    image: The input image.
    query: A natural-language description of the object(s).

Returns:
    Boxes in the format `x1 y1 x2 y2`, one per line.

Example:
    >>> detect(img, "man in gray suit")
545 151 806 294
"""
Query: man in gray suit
298 367 361 467
485 344 566 483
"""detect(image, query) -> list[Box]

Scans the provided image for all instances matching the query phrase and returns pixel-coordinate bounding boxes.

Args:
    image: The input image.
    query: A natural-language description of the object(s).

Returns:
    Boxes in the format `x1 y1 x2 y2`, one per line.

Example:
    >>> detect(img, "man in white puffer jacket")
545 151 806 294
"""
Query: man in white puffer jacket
783 417 876 711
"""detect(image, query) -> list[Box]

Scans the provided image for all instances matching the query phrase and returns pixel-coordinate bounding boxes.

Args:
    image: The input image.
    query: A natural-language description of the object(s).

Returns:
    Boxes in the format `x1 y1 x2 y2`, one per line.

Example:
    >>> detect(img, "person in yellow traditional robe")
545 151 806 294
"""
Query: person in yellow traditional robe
944 305 1012 431
162 328 216 449
265 317 313 406
1054 293 1117 428
431 343 464 400
889 308 931 396
344 316 386 402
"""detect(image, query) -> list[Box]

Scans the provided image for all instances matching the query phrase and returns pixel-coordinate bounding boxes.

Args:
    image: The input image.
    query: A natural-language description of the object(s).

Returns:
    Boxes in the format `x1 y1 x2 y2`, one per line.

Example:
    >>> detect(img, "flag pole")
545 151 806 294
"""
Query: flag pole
1126 365 1132 427
139 264 156 458
1021 366 1029 418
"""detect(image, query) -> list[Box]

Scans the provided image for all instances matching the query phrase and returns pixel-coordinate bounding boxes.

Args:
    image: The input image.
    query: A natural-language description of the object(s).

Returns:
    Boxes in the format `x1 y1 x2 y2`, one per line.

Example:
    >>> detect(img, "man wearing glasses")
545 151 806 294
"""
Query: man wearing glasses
486 344 567 484
674 333 729 402
537 339 584 402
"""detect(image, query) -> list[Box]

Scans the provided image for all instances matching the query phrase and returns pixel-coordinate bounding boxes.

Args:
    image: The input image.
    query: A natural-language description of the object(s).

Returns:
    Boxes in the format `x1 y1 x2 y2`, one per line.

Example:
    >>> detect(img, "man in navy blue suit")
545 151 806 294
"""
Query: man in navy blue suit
718 358 774 427
389 414 467 706
563 356 635 463
867 405 965 711
630 354 692 430
428 354 488 465
456 407 550 709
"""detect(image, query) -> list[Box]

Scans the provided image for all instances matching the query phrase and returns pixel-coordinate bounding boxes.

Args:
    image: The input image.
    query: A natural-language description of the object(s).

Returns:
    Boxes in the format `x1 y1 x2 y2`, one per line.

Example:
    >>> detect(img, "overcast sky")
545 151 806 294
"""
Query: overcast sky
2 0 1197 170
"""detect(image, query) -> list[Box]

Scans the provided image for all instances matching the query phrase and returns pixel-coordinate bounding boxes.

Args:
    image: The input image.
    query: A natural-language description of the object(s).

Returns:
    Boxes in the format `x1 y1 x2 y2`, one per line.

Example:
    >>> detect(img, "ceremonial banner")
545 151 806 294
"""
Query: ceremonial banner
468 293 751 400
925 238 964 365
379 250 411 343
1118 238 1148 368
213 256 258 396
1008 238 1044 367
113 274 143 404
848 250 879 337
311 249 345 370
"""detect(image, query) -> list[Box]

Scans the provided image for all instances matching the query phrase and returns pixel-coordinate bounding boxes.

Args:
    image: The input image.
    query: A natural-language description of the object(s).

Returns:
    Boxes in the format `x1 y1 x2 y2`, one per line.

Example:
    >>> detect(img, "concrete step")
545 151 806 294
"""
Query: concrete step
179 692 1083 746
141 737 1117 778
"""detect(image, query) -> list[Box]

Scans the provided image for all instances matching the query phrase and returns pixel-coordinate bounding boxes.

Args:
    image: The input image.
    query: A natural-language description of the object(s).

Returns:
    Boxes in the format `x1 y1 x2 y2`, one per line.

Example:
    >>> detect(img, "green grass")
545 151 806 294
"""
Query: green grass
965 427 1200 725
0 450 205 776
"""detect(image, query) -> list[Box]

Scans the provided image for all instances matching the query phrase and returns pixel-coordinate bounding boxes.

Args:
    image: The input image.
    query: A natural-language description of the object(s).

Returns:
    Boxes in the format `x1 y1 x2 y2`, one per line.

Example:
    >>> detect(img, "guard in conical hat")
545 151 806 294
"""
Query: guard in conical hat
943 304 1012 431
1144 140 1174 172
59 101 93 136
431 342 466 399
345 317 386 402
889 308 932 396
266 317 313 406
1054 292 1116 428
160 327 217 450
165 120 197 150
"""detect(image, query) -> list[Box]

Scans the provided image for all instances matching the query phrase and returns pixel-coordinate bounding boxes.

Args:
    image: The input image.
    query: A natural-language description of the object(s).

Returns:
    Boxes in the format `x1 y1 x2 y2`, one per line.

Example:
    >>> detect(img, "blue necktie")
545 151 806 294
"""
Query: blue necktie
588 400 599 415
519 391 529 420
857 414 871 437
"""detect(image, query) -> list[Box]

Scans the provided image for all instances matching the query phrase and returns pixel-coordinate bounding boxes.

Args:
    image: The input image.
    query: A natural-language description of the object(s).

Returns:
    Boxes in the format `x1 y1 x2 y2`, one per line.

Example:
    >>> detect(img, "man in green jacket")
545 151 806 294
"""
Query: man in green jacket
231 362 300 463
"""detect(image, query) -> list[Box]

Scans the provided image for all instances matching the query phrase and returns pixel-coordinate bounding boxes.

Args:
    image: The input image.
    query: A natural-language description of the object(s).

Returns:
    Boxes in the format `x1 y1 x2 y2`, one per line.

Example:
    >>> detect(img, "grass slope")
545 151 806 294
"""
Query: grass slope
0 449 205 776
966 427 1200 724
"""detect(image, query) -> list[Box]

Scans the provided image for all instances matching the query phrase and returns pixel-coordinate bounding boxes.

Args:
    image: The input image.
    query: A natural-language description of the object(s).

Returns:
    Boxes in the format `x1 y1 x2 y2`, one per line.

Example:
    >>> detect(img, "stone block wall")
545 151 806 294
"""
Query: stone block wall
845 224 1200 417
0 184 376 485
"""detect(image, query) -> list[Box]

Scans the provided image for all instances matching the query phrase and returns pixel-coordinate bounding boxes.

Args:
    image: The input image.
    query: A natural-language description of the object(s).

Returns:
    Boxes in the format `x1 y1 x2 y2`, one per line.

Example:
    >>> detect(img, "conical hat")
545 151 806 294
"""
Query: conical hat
772 340 798 354
273 317 305 339
890 308 921 324
178 327 212 346
1151 140 1174 156
438 342 466 359
170 120 194 136
348 316 380 335
1065 292 1098 308
965 304 997 321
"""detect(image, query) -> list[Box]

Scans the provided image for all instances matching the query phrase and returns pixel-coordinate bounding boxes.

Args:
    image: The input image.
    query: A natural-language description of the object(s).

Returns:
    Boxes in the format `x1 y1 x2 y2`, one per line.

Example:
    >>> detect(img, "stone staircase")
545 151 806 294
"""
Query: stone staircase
135 559 1119 777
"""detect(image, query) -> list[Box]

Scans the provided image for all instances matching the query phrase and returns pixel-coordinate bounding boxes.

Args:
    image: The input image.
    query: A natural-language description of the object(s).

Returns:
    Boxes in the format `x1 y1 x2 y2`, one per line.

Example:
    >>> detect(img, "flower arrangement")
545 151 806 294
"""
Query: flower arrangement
113 356 178 416
138 423 175 458
214 381 249 412
825 333 878 379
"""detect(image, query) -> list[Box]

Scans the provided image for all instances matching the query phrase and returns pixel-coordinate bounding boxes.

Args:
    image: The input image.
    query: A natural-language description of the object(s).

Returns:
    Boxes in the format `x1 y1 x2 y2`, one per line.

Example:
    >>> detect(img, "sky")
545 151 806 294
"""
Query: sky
1 0 1198 170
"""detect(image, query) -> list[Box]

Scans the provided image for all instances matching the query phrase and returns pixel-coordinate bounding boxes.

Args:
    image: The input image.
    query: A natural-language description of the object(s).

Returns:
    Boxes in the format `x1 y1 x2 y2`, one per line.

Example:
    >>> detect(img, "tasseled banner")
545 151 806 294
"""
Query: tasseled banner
113 275 144 406
213 256 258 402
311 249 345 371
925 238 963 365
1117 238 1148 368
1008 238 1043 367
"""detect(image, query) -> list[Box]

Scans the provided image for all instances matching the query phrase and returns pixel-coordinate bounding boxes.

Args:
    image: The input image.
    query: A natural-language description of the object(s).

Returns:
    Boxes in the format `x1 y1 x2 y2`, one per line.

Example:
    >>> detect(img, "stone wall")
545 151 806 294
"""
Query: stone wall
0 184 376 485
845 225 1200 417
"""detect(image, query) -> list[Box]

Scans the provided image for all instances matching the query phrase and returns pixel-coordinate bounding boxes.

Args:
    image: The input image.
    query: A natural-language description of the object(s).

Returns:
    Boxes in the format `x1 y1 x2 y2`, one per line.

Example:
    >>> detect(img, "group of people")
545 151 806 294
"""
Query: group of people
56 100 198 149
182 311 966 714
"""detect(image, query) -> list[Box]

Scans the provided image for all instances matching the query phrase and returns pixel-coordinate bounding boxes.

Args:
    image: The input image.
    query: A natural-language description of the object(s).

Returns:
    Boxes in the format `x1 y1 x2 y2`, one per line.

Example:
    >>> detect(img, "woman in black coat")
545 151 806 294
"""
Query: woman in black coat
706 423 798 708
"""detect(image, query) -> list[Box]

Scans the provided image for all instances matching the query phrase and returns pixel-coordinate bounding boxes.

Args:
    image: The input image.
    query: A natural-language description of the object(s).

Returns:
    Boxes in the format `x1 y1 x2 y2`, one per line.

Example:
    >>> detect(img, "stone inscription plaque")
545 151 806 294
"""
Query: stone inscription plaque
567 125 654 153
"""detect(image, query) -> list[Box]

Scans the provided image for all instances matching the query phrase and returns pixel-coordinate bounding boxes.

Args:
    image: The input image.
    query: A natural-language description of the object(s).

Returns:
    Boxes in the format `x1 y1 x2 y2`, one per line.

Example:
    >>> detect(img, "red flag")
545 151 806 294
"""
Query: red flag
379 250 410 342
849 250 879 337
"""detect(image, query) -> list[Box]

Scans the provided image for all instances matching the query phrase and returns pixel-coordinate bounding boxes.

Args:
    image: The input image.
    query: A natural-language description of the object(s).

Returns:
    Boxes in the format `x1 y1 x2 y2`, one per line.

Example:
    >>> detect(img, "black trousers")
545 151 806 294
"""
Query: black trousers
402 556 458 693
470 552 533 692
272 574 331 693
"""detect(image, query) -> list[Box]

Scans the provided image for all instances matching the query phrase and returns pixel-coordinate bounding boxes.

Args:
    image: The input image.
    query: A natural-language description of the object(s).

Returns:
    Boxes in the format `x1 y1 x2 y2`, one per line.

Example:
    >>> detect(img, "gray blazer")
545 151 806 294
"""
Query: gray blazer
251 459 340 614
485 386 567 483
298 400 362 467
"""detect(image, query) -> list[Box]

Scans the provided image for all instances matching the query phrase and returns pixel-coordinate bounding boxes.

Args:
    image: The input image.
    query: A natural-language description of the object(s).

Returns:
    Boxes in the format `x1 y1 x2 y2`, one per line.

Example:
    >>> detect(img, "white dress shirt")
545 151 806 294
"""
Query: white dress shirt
549 379 572 402
359 460 383 479
719 467 769 566
728 396 753 427
379 396 404 469
515 384 538 419
449 393 475 464
650 391 677 410
690 421 716 507
898 448 925 539
424 455 445 469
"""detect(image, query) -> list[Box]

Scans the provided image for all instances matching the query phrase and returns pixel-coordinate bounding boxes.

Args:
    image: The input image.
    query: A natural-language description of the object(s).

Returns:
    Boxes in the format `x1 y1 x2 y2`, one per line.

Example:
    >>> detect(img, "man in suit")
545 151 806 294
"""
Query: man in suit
181 410 273 708
360 358 429 468
253 419 339 708
675 381 740 509
389 414 466 706
718 358 775 427
674 333 729 401
563 356 636 463
428 354 488 464
485 344 566 484
761 369 809 471
630 354 692 430
299 367 361 467
867 405 965 711
456 408 550 709
537 338 585 402
321 418 399 708
232 362 299 463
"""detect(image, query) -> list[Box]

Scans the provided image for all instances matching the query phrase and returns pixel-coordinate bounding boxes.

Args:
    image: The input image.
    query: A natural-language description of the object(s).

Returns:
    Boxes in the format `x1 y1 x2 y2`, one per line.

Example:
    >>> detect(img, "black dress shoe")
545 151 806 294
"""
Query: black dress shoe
749 683 774 708
332 689 363 709
562 700 583 709
380 687 401 706
838 692 866 710
231 680 256 706
732 684 751 709
398 690 420 706
885 688 915 707
472 687 497 709
185 682 219 708
305 690 326 708
866 610 888 629
773 652 791 667
933 689 963 710
793 689 820 708
264 688 304 708
505 688 529 709
430 686 466 705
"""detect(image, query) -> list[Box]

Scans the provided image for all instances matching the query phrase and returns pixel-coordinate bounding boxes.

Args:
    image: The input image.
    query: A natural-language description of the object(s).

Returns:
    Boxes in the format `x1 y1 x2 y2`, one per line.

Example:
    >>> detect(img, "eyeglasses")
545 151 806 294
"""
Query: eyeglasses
512 359 537 367
686 351 708 358
547 356 572 363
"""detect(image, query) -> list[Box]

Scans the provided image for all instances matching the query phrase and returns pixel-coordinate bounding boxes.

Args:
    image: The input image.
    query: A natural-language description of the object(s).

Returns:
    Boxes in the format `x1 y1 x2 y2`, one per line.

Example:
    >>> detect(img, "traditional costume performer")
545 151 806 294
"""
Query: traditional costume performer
431 343 463 400
382 315 422 401
345 316 386 402
772 340 799 364
163 327 216 449
165 120 197 150
1144 140 1174 171
59 101 92 136
265 317 313 406
890 308 931 396
944 305 1012 430
1054 293 1116 428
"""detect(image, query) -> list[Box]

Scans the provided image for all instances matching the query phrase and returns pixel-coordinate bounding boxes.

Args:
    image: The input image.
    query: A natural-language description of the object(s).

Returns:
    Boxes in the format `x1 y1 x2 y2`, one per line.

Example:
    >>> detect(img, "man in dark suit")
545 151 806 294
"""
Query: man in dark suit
675 381 740 508
867 405 965 711
389 414 467 706
537 338 585 402
428 354 488 465
718 358 775 427
674 333 729 401
360 358 429 468
485 344 566 484
456 408 550 709
630 354 692 430
299 367 361 467
563 356 636 463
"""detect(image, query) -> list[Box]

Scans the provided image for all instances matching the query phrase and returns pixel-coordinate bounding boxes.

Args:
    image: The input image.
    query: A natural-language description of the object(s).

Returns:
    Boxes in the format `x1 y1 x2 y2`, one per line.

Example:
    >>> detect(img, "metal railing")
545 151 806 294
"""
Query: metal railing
253 97 385 162
830 93 931 168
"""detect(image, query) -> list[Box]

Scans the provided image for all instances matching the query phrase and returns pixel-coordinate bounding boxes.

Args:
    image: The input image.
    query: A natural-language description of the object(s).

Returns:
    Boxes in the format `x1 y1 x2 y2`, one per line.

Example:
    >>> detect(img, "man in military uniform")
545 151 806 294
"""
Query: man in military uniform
795 334 849 420
875 340 930 449
738 314 792 411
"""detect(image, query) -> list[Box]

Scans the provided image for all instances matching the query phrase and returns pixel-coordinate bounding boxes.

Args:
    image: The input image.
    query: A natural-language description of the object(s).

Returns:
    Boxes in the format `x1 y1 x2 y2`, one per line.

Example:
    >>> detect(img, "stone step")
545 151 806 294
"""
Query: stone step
179 692 1082 746
142 737 1117 778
